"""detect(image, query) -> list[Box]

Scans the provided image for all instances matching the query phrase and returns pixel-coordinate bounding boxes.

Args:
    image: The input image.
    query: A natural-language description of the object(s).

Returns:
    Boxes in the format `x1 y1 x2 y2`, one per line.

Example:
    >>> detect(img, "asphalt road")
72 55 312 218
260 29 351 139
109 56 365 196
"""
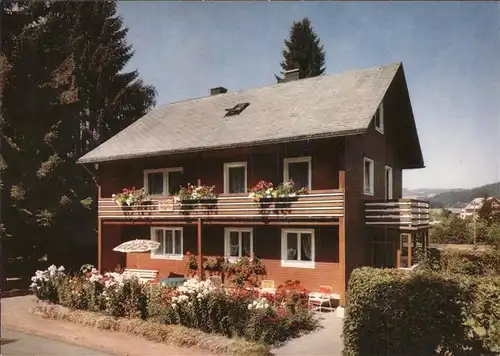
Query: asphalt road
1 328 113 356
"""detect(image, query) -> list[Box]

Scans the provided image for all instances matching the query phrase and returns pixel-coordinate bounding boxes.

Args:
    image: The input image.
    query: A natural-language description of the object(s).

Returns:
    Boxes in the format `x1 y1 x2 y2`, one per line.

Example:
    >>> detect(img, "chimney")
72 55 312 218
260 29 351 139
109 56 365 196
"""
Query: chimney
283 68 300 82
210 86 228 96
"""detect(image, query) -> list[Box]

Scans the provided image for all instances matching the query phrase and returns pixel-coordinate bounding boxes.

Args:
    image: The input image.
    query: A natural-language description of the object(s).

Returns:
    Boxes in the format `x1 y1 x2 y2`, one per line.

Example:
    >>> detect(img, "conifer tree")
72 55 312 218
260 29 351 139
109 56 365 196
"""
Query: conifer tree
276 17 326 82
1 1 156 266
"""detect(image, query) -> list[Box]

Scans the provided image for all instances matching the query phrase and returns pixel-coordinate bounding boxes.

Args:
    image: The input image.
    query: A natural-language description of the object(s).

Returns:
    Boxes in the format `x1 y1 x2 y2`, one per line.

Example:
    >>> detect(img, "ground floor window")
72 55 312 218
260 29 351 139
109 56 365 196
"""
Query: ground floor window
224 228 253 261
281 228 315 268
151 227 183 260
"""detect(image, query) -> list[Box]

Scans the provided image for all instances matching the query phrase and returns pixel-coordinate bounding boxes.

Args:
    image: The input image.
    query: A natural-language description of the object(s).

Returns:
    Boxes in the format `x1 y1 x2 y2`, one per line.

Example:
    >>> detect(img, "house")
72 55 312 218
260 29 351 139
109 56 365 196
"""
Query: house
460 197 500 219
77 62 430 306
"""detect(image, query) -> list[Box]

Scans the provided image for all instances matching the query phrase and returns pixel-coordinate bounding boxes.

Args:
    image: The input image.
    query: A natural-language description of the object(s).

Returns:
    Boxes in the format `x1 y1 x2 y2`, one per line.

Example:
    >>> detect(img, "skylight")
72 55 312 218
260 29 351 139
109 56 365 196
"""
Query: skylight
225 103 250 117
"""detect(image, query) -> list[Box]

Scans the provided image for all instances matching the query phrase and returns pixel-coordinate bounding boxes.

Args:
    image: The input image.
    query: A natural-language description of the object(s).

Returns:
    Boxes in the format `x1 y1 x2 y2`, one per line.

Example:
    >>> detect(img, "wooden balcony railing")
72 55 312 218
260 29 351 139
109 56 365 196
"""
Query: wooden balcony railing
98 189 344 221
365 199 430 229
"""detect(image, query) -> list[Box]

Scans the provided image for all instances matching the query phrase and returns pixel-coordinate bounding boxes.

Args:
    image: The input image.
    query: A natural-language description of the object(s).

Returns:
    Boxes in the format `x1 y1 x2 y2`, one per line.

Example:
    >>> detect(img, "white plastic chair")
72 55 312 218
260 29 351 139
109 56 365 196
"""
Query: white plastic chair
308 285 338 312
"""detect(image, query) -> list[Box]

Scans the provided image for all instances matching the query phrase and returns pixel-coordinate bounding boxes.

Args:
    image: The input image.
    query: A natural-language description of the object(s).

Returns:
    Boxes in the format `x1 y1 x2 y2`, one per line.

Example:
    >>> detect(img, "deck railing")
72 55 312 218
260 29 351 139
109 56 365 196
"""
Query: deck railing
365 199 430 229
98 189 344 220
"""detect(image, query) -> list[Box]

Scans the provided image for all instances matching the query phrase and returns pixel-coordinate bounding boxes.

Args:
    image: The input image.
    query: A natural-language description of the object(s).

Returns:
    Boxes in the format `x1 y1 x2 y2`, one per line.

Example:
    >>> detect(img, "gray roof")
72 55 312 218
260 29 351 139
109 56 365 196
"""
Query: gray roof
78 62 402 164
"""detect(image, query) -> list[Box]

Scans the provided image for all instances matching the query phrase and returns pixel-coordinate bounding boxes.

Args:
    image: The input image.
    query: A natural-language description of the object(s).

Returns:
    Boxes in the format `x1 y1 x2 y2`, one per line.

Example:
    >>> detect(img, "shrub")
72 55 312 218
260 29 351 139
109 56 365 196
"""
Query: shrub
418 248 500 276
31 265 317 347
222 256 267 287
342 267 483 356
30 264 66 303
274 280 309 313
466 276 500 352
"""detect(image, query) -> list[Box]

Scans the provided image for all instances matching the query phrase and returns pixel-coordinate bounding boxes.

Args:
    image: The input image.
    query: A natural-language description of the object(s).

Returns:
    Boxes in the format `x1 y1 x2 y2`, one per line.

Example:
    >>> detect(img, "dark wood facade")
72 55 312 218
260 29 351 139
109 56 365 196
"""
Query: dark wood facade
95 72 429 306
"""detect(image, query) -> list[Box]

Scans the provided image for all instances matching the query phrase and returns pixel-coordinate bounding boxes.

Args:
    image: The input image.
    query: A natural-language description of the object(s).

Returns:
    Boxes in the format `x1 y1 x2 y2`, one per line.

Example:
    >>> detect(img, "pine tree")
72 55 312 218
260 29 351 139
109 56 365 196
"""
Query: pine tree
276 17 326 82
1 1 156 267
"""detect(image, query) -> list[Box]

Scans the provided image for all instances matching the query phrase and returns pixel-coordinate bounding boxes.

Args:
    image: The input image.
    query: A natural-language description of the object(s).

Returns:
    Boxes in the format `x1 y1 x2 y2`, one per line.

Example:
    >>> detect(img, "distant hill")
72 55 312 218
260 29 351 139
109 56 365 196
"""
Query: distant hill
425 182 500 208
402 188 463 199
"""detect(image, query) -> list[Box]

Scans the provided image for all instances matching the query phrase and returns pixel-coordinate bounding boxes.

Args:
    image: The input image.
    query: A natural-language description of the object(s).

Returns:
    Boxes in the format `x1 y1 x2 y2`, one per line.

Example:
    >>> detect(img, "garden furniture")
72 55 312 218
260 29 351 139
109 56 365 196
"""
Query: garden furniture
308 285 339 312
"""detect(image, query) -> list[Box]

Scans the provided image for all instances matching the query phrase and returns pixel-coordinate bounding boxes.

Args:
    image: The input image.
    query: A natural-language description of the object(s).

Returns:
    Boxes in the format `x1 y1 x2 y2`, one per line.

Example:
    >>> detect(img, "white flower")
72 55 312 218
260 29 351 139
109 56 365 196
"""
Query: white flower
89 274 101 283
91 268 98 274
58 266 65 272
172 303 177 308
30 282 37 288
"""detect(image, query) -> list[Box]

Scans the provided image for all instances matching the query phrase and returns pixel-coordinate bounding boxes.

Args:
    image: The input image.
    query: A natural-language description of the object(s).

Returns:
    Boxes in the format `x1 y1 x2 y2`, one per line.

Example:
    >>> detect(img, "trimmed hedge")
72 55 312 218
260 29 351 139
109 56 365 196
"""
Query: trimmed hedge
417 248 500 276
342 268 485 356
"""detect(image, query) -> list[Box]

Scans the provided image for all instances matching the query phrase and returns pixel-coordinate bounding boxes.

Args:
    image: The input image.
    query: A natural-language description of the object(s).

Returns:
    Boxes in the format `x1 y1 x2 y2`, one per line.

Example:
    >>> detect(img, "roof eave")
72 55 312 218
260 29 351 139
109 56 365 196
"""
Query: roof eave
76 128 367 165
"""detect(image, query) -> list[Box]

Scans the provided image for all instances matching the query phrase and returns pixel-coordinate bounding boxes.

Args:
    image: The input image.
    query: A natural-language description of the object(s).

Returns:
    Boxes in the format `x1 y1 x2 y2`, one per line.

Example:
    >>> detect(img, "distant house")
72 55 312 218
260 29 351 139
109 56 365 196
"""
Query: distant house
77 62 430 306
460 197 500 219
447 208 463 217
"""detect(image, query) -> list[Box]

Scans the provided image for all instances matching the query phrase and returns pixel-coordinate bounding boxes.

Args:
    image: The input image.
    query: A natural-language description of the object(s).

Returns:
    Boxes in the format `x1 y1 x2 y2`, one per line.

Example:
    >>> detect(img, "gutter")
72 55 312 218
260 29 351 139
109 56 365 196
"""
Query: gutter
76 128 367 164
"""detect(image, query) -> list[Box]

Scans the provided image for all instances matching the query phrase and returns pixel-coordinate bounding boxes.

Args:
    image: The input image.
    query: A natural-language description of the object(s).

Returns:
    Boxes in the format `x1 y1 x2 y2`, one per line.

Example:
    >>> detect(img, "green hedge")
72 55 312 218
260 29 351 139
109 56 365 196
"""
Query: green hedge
417 248 500 276
342 268 485 356
466 276 500 353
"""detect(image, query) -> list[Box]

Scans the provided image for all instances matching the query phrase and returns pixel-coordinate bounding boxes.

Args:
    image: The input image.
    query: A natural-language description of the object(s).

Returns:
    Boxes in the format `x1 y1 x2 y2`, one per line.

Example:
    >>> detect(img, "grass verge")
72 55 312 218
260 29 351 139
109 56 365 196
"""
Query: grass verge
33 301 269 356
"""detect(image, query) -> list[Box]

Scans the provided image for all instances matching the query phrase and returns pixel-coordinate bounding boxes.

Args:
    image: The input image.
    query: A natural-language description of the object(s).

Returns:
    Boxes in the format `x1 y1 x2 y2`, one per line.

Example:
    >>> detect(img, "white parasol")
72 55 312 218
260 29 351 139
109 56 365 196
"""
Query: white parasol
113 239 160 269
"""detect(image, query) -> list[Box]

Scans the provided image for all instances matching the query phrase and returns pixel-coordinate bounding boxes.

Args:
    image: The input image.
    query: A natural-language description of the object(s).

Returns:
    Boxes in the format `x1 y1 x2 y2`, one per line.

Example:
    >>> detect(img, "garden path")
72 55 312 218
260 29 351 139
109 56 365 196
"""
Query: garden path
1 295 215 356
271 311 344 356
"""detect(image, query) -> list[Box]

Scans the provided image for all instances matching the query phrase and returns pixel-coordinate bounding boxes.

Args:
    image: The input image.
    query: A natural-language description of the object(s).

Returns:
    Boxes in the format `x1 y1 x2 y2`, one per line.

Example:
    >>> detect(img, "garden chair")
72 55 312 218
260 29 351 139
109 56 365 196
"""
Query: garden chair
308 285 338 312
209 275 222 287
259 279 276 295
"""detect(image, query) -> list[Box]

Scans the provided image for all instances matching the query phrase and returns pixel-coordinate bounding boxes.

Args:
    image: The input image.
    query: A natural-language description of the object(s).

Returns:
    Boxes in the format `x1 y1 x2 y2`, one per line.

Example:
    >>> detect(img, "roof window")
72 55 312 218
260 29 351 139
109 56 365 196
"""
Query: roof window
225 103 250 117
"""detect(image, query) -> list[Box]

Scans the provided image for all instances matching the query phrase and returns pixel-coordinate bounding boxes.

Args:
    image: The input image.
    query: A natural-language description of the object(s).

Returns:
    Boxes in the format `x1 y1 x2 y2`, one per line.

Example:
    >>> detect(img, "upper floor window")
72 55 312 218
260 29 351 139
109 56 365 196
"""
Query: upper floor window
281 228 315 269
385 166 393 199
283 156 312 190
151 227 183 260
224 228 253 261
374 102 384 134
223 162 247 194
144 168 183 196
364 157 374 196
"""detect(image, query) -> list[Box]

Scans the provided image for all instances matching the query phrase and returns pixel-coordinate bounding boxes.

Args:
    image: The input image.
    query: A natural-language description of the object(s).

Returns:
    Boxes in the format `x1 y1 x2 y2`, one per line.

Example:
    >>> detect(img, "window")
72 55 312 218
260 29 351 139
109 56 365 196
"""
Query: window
363 157 374 195
151 227 183 260
143 168 183 196
283 156 312 190
374 102 384 134
223 162 247 194
385 166 393 199
224 228 253 261
281 229 315 268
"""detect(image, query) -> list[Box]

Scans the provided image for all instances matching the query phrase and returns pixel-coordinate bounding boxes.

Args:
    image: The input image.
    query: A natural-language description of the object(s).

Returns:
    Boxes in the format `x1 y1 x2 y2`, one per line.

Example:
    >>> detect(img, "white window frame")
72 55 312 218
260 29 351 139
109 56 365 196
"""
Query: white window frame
283 156 312 190
143 167 183 196
223 162 247 194
375 102 384 134
385 166 393 199
364 157 374 196
224 228 253 262
281 228 315 269
150 227 183 260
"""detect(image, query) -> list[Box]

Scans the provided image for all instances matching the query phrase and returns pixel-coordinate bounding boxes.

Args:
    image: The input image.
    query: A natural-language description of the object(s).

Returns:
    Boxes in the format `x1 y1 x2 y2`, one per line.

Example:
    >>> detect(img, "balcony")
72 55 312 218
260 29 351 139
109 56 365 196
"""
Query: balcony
98 189 344 222
365 199 430 229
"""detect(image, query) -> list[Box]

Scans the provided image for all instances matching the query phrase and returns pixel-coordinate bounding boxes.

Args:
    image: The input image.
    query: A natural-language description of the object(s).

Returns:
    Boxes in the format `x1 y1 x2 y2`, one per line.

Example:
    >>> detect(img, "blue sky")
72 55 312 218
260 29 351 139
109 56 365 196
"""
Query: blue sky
116 2 499 190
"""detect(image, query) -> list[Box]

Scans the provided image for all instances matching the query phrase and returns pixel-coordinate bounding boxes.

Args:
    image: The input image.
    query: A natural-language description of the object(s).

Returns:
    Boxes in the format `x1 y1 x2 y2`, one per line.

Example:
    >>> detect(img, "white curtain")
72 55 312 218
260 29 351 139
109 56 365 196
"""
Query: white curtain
301 233 312 261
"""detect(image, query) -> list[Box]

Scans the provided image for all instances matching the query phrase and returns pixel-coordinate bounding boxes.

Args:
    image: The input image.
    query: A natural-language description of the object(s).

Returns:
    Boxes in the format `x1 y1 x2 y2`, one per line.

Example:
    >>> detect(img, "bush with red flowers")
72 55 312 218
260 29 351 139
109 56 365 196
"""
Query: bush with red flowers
275 280 310 312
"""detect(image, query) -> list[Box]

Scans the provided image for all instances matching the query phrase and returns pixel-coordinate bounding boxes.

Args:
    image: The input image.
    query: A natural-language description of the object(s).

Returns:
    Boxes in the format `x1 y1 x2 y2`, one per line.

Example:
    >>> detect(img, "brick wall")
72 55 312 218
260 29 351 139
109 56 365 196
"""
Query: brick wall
101 224 341 292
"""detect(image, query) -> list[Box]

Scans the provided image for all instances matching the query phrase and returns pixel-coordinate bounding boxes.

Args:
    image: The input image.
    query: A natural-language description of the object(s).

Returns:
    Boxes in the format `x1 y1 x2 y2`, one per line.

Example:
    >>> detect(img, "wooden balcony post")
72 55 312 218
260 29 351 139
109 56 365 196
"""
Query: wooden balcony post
338 170 345 191
97 184 102 272
337 170 346 306
197 218 204 280
339 215 346 306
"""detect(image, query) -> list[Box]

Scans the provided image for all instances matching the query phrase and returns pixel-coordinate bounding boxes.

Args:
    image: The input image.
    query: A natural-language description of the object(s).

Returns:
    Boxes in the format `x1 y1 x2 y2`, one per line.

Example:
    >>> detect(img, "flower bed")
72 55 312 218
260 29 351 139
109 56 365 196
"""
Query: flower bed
31 264 318 346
